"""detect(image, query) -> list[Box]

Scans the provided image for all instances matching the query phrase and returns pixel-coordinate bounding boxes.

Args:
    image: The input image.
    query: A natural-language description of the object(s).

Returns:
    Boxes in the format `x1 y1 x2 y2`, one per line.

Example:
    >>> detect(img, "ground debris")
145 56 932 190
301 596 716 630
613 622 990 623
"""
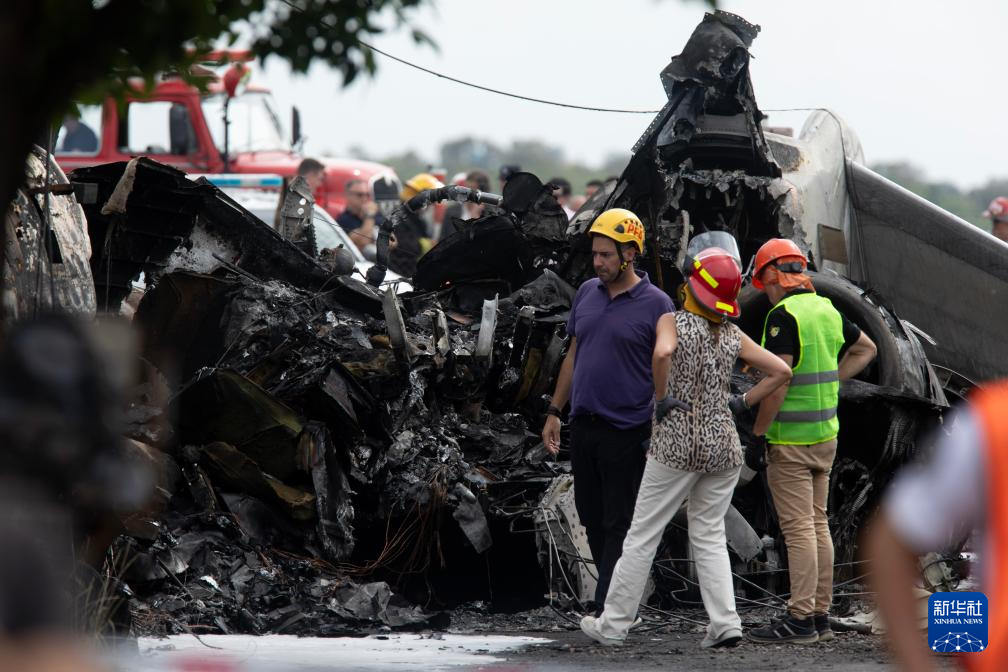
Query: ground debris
121 509 441 637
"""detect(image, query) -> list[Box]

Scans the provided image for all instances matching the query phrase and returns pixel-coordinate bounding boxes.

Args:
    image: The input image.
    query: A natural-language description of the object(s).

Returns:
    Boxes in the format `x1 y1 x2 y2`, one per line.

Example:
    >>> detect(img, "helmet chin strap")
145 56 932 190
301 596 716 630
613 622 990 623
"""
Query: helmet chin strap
616 243 630 275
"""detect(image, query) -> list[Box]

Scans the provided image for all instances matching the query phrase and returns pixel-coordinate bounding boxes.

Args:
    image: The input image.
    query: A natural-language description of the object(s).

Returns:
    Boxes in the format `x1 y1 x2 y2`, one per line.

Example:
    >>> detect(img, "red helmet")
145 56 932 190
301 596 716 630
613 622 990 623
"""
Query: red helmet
983 197 1008 223
687 247 742 318
752 238 807 290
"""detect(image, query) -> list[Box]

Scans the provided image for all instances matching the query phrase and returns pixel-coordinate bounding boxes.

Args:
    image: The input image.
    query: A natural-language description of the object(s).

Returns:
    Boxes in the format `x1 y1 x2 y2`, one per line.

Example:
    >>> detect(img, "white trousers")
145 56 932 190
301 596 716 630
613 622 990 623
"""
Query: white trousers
597 457 743 641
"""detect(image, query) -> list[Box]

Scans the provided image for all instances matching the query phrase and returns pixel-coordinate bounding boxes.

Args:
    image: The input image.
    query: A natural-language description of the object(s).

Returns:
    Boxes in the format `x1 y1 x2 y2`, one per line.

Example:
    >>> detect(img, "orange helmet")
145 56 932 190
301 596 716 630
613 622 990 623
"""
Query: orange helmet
752 238 807 290
687 247 742 318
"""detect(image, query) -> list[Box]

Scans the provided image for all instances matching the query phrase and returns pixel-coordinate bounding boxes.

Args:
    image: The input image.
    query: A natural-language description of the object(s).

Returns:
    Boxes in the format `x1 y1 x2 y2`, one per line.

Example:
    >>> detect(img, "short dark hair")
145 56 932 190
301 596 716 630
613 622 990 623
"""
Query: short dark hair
297 158 324 176
345 178 366 192
466 169 491 192
586 179 604 189
548 177 572 197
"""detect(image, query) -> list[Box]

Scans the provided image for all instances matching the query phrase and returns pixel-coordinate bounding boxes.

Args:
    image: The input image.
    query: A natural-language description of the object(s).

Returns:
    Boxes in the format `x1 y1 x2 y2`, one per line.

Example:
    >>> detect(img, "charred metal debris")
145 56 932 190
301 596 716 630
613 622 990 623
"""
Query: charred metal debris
72 157 575 635
57 9 983 637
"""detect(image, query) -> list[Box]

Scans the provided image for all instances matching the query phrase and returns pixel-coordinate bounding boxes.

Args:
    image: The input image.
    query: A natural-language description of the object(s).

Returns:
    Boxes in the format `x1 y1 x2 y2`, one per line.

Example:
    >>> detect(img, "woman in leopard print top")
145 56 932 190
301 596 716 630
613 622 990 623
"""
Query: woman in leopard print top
582 246 792 649
650 310 744 472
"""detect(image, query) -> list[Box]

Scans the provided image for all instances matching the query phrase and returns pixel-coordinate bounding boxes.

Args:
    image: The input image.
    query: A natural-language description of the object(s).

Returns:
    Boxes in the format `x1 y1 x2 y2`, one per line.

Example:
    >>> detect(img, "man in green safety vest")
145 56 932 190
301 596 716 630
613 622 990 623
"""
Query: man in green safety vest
744 239 877 645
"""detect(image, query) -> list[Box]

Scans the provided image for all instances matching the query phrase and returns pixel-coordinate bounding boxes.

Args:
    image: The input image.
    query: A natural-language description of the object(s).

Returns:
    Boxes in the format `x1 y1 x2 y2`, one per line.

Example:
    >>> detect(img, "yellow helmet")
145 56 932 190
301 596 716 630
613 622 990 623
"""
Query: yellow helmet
400 173 445 201
588 208 645 254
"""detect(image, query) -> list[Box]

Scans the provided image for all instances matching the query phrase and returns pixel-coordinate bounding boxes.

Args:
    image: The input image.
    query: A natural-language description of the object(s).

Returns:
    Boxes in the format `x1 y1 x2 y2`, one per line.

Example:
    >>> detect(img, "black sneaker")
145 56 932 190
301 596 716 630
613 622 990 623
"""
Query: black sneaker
747 614 819 645
814 613 834 642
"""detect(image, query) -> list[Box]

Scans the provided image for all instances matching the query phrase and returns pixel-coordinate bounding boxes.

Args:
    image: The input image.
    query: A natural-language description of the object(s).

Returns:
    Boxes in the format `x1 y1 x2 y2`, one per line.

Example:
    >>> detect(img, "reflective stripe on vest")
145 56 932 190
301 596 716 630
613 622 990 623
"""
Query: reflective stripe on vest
762 293 845 445
790 370 840 386
965 382 1008 672
774 407 838 423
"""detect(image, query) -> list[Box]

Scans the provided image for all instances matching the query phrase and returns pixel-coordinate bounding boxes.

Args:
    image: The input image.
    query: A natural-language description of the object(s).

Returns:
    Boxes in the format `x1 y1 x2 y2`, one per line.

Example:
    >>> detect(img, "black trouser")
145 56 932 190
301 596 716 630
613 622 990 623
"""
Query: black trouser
570 414 649 606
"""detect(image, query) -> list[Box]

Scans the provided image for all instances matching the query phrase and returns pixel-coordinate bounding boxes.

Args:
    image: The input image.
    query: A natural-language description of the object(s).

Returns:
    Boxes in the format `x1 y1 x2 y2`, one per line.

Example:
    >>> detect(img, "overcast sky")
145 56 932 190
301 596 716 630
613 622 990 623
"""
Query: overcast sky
256 0 1007 189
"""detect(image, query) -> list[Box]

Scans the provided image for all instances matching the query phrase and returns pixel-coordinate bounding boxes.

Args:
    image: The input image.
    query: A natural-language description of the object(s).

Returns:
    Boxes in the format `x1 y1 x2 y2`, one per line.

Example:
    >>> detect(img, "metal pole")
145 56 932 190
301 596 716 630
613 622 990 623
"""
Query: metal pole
35 128 55 317
222 96 231 172
649 202 665 291
43 128 56 310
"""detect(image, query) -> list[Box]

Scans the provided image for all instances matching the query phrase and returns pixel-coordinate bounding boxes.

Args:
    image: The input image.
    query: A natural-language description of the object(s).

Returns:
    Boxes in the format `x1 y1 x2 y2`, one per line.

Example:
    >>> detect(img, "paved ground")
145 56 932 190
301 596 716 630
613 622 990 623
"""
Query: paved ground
131 630 897 671
131 629 924 671
450 605 962 671
133 633 550 671
504 628 897 671
129 605 963 671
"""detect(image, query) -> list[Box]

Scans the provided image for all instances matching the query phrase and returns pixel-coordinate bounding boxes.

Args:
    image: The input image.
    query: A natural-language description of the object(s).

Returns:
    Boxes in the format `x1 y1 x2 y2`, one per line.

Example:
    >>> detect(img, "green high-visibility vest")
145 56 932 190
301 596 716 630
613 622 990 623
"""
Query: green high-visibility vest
761 292 845 445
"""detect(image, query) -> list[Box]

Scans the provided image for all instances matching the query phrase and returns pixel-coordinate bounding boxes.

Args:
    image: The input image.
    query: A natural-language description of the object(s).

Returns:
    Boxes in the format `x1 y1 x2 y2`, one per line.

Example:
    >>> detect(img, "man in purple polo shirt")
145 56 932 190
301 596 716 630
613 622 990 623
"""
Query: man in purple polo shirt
542 208 674 610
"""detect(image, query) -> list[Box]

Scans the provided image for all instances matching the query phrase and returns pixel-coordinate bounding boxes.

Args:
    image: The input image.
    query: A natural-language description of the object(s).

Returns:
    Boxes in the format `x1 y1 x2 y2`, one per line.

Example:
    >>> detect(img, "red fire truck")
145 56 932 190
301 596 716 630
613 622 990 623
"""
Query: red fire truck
54 54 401 218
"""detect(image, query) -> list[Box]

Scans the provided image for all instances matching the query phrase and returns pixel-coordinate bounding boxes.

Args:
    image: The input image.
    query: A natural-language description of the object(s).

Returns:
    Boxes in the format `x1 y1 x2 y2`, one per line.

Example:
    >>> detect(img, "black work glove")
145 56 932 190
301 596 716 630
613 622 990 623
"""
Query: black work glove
745 435 768 472
729 393 750 416
655 395 692 423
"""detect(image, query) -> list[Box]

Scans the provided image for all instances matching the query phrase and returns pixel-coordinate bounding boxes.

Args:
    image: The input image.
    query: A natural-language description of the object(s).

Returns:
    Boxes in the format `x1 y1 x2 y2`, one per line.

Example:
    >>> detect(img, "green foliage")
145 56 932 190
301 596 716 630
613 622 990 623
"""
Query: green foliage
357 148 430 181
251 0 434 82
16 0 432 118
360 136 628 194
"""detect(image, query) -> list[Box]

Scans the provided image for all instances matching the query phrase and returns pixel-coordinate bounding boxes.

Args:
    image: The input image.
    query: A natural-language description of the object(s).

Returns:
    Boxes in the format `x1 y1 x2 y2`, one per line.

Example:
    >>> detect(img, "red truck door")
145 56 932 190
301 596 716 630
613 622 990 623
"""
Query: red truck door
114 92 217 172
53 102 107 172
56 88 220 174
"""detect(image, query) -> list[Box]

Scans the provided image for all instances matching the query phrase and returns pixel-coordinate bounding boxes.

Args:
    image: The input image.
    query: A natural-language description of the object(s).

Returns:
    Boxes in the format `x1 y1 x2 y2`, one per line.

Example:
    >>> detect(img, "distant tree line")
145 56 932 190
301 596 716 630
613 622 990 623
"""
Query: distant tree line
349 136 629 196
352 138 1003 230
870 162 1004 231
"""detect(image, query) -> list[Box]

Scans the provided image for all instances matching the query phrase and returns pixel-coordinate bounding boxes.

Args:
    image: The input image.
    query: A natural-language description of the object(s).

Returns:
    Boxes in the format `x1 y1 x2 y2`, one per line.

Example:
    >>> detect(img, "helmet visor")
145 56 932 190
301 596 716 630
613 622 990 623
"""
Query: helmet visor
686 232 741 270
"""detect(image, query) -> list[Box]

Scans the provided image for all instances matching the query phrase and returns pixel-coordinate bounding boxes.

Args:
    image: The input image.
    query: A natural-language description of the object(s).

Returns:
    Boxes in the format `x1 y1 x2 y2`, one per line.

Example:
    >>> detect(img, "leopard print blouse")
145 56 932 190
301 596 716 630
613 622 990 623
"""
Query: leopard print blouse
650 311 743 472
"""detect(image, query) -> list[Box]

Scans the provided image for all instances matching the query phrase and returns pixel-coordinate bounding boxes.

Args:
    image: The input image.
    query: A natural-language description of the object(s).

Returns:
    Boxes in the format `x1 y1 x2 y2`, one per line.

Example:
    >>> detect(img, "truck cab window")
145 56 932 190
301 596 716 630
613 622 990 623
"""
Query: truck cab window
201 91 287 153
56 105 102 154
119 101 197 155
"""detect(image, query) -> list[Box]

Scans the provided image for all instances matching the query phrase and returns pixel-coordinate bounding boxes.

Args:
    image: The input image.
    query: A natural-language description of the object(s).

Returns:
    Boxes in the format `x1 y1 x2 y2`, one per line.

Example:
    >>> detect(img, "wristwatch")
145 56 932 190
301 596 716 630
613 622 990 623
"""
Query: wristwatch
546 405 563 419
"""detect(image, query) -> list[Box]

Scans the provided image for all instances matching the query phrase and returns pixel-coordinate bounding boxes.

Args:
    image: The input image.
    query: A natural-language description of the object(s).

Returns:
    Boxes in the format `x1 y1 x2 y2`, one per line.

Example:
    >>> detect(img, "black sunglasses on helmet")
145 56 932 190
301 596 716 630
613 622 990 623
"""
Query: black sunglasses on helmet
774 261 805 273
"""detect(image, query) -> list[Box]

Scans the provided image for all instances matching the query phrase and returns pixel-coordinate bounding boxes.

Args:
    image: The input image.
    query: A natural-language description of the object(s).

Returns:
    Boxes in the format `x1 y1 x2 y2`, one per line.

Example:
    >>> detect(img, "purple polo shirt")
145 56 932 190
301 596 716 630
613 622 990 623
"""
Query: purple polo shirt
567 271 674 429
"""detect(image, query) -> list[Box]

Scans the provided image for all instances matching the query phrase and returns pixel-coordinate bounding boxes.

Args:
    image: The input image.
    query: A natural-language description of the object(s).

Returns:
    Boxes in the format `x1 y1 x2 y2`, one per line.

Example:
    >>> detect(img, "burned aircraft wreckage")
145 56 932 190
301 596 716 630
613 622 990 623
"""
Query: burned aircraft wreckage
14 9 1003 635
